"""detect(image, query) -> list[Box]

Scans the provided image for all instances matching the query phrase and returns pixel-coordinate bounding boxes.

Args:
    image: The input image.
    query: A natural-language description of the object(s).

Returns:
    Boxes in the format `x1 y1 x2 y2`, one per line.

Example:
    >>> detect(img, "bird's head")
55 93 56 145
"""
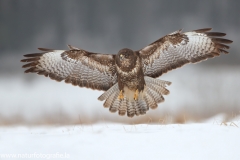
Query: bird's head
116 48 137 70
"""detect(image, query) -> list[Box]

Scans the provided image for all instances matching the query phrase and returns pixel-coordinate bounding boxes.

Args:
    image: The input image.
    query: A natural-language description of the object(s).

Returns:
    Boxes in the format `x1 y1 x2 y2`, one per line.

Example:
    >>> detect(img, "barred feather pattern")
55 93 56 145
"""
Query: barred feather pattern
21 28 232 118
21 49 117 91
139 28 233 78
119 97 128 116
98 76 171 117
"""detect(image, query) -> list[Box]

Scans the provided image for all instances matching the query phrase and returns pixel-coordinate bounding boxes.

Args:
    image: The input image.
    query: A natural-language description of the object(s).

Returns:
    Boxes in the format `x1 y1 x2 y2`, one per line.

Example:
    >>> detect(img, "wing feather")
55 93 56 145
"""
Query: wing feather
21 46 117 91
138 28 233 78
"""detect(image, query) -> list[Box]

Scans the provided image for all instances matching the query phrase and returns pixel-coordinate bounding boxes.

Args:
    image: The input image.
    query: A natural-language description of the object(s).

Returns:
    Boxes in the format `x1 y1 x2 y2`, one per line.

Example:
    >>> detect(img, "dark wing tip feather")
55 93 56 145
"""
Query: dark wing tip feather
23 53 45 57
38 48 54 51
22 62 39 68
22 53 65 82
24 67 38 73
193 28 212 33
219 49 229 54
212 38 233 44
22 52 44 73
216 43 230 49
21 57 40 62
205 32 226 37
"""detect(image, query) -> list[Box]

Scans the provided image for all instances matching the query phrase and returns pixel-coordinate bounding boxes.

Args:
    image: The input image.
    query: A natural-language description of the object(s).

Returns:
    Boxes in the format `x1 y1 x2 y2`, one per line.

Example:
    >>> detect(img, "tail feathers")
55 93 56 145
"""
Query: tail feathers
98 77 171 117
98 83 119 101
144 91 158 109
146 86 164 104
147 83 169 95
118 97 127 116
127 100 136 117
103 90 119 108
137 99 149 115
134 100 141 116
145 76 171 87
109 97 120 113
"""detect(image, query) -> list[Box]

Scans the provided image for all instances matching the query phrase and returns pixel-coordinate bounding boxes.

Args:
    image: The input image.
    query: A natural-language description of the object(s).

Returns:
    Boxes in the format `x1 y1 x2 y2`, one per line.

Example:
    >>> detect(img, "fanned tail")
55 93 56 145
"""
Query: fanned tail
98 76 171 117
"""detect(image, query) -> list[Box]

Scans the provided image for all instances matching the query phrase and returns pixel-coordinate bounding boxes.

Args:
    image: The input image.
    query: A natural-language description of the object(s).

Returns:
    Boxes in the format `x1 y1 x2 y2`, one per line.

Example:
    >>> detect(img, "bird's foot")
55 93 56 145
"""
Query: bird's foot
118 90 124 100
134 89 139 101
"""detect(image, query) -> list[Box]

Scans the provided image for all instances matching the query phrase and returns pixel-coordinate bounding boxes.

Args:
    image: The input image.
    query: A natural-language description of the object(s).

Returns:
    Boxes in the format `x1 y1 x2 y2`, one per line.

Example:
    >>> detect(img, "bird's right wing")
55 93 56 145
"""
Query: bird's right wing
21 45 117 91
138 28 233 78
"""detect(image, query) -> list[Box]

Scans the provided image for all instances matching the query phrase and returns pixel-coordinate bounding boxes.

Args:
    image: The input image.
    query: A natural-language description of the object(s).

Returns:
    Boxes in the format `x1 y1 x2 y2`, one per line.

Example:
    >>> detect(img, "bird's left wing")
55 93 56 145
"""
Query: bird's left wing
21 45 117 91
138 28 233 78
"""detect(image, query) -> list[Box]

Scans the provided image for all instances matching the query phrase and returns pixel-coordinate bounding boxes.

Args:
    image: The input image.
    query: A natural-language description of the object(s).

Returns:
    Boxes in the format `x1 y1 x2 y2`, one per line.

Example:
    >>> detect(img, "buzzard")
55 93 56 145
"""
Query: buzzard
21 28 232 117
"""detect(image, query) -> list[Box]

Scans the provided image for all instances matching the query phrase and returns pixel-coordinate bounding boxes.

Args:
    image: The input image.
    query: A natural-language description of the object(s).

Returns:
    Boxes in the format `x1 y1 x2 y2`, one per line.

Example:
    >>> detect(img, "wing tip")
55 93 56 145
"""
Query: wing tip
205 32 226 37
22 62 39 68
212 38 233 44
23 53 45 57
38 48 54 51
193 28 212 33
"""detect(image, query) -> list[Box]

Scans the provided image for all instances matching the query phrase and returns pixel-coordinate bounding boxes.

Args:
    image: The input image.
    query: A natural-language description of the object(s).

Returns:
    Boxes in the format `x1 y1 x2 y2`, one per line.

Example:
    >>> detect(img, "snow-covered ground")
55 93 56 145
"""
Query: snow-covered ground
1 65 240 160
0 118 240 160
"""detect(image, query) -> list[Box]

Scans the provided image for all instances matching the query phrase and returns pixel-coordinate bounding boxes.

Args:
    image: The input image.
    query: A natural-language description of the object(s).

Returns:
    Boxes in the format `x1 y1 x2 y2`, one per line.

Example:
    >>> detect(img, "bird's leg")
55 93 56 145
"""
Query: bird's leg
118 90 124 100
134 89 139 101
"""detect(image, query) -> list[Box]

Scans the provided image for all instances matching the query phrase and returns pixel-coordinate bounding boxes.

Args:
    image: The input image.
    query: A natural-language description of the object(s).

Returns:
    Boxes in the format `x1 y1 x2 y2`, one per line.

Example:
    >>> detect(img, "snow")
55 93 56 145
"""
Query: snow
0 120 240 160
1 62 240 159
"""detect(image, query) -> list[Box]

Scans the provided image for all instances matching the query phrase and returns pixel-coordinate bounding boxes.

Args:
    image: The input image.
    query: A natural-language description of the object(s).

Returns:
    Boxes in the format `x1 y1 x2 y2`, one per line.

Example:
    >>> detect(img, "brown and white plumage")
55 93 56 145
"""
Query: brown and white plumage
22 46 117 91
21 28 232 117
139 28 232 78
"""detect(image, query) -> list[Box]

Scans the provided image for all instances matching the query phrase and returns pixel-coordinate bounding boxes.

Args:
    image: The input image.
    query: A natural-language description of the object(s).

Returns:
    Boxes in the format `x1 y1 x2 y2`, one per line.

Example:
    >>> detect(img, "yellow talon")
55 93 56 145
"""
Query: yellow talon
134 89 139 101
118 90 124 100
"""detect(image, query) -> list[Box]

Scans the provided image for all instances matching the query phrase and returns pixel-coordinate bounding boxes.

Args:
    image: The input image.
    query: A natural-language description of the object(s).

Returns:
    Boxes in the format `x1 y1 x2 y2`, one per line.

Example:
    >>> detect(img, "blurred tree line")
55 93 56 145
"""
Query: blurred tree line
0 0 239 65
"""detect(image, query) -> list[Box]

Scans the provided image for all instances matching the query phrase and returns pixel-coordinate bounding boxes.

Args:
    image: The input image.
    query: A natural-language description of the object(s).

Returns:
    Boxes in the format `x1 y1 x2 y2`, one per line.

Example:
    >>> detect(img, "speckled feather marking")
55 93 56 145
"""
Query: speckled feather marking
21 28 232 118
139 28 232 78
21 48 117 91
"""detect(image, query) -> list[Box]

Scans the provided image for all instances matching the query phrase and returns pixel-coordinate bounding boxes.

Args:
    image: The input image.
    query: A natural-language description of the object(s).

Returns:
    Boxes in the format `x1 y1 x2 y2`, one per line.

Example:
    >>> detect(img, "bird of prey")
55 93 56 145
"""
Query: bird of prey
21 28 232 117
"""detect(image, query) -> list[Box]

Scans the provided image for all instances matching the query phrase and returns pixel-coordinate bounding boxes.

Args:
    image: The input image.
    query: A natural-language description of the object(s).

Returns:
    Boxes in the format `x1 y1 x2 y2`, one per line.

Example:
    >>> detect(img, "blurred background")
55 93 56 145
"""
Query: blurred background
0 0 239 125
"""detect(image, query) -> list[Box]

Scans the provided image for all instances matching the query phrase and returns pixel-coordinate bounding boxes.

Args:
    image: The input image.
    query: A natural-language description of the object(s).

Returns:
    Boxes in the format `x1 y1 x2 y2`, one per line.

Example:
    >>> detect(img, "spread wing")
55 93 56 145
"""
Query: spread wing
138 28 233 78
21 45 117 91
